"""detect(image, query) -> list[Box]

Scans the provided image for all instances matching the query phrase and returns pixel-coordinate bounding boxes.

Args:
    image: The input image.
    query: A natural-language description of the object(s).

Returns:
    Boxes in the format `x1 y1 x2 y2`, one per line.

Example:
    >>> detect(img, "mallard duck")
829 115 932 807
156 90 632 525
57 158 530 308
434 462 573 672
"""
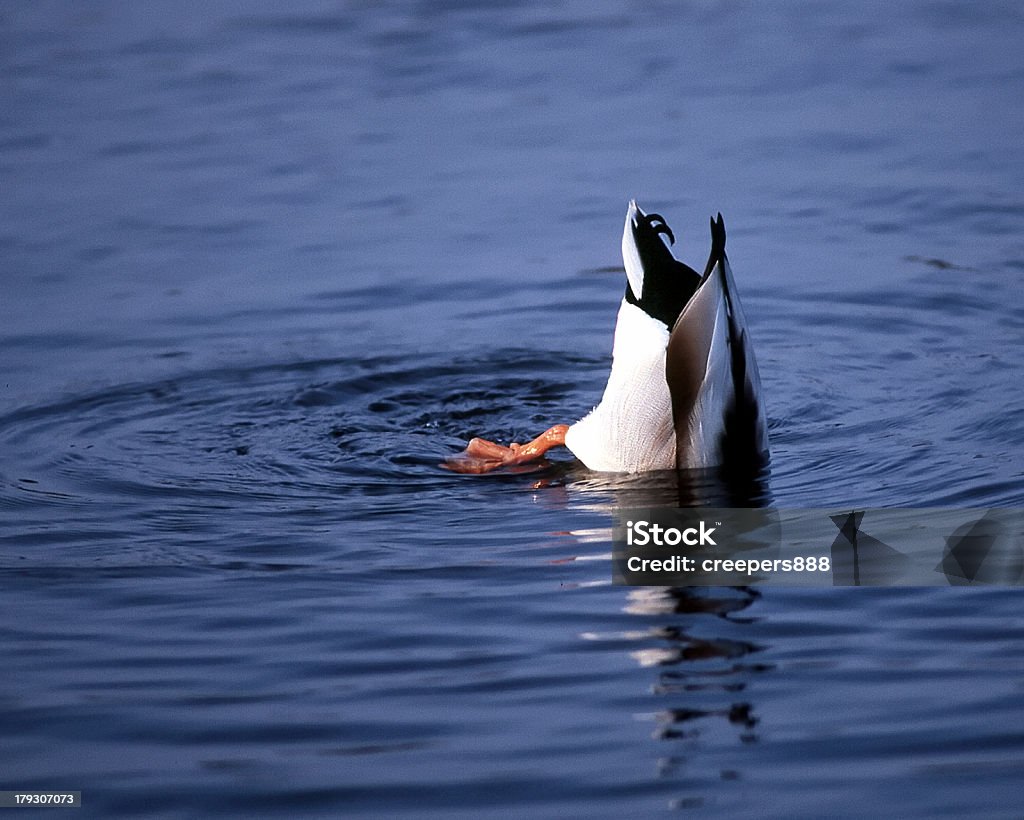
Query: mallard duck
446 201 768 474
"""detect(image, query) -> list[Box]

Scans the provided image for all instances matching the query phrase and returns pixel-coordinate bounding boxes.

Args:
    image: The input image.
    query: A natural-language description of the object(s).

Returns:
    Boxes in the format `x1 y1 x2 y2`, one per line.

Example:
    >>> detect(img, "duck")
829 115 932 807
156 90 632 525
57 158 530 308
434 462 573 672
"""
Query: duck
446 200 768 474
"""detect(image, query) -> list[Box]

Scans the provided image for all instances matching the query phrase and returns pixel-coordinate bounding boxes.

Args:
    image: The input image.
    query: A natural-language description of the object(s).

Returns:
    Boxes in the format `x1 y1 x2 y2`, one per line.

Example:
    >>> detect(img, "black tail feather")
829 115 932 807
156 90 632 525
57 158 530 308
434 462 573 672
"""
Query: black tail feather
702 213 727 279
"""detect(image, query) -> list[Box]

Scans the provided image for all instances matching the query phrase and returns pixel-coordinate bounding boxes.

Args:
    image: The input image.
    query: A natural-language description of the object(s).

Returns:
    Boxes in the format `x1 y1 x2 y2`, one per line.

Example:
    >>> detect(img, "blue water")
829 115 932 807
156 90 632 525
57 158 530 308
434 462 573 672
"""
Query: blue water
2 2 1024 817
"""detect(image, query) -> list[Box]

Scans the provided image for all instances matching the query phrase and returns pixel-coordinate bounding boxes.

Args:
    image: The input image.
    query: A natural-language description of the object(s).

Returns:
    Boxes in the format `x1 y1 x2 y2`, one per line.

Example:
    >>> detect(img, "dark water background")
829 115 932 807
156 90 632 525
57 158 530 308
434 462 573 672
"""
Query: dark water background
2 2 1024 816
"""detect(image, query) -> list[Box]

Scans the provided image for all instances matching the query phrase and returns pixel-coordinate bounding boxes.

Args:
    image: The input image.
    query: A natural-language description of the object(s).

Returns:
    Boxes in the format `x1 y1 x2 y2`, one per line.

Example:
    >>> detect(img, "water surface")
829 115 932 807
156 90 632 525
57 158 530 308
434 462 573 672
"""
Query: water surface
2 2 1024 816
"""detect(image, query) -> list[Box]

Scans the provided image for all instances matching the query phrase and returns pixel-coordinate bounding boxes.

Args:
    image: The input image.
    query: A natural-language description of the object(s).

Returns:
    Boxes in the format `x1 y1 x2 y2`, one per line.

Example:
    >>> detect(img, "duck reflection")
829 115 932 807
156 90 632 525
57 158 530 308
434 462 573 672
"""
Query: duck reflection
624 585 768 750
536 462 774 801
526 459 773 509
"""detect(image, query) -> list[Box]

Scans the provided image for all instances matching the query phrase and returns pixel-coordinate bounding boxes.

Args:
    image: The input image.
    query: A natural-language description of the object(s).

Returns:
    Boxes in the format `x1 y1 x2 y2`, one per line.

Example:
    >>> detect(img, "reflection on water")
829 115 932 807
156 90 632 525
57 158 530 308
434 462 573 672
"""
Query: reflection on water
559 465 774 509
622 587 766 800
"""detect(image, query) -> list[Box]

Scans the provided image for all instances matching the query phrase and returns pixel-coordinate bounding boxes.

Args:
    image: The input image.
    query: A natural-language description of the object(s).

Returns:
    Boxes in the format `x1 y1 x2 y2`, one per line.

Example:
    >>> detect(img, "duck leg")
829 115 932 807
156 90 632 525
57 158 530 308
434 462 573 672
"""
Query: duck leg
444 424 569 474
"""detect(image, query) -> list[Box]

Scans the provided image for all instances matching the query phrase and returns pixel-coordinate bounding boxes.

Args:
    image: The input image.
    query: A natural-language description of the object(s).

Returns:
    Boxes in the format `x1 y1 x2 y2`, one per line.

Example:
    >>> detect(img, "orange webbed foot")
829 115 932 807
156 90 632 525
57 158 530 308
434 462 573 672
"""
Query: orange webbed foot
442 424 569 474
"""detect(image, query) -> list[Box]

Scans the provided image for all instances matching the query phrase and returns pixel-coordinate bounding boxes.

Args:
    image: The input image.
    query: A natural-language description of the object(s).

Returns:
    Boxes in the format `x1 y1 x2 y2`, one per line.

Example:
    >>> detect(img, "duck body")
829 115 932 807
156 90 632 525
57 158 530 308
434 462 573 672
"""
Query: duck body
445 201 768 476
564 298 676 471
566 201 768 473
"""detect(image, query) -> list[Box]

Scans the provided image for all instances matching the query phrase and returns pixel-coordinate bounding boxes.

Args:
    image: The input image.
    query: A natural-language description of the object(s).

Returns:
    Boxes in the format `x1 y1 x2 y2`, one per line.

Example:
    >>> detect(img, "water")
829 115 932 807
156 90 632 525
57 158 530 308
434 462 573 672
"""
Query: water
2 1 1024 816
